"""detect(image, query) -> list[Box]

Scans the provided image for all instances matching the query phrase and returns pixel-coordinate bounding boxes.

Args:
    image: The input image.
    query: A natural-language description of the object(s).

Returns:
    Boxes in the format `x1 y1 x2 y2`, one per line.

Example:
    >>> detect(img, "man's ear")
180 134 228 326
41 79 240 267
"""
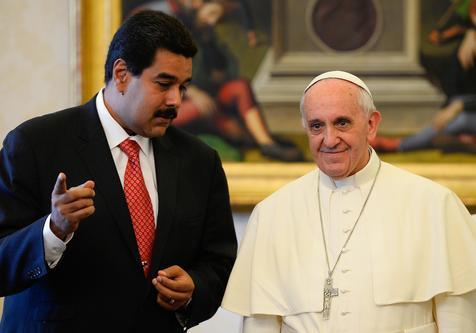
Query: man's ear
367 110 382 141
112 58 129 93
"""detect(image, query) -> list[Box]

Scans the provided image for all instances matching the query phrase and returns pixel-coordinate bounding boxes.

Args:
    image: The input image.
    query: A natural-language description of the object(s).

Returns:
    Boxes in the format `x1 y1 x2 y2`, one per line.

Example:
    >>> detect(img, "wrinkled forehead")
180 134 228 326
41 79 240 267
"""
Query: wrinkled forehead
301 79 368 121
303 78 362 105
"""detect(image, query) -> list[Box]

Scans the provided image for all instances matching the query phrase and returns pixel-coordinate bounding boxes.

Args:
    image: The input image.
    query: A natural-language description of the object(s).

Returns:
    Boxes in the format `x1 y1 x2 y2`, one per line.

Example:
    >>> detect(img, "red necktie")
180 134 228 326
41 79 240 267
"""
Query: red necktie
119 139 155 276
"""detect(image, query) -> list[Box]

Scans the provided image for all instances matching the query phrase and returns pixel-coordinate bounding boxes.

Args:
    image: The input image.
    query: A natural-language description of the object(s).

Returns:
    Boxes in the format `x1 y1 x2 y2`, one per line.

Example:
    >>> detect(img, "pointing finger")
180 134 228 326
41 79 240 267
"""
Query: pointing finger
52 173 67 195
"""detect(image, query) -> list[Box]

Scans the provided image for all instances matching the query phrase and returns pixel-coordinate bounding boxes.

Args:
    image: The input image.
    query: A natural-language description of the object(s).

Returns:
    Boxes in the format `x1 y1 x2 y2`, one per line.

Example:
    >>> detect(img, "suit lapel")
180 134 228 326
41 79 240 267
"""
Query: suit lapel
75 98 141 267
149 133 178 274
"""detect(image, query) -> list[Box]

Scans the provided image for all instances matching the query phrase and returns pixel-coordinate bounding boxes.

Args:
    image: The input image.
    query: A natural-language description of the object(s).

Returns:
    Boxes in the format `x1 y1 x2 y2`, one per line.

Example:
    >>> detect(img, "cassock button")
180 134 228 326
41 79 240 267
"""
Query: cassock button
341 311 351 316
342 228 351 234
341 268 351 273
342 209 351 214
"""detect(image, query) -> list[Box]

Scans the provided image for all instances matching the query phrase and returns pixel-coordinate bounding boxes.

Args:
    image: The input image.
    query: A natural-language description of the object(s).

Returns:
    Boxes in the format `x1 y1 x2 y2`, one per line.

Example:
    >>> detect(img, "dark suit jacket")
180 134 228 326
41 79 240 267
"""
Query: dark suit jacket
0 97 237 332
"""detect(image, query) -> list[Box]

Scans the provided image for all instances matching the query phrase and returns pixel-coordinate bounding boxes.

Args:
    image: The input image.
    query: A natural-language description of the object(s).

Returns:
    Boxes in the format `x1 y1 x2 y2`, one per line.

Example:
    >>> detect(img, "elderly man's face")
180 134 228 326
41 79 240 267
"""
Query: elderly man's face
302 79 380 179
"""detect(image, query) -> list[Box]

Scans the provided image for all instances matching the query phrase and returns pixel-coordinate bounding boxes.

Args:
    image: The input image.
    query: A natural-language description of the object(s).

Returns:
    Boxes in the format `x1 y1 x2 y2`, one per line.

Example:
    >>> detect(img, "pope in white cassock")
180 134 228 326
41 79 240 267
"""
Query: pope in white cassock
221 71 476 332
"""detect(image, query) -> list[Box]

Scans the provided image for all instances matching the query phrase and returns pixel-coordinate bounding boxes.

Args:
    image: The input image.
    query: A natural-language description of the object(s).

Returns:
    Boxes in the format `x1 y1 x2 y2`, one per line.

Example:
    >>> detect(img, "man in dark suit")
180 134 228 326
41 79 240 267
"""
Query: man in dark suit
0 10 237 332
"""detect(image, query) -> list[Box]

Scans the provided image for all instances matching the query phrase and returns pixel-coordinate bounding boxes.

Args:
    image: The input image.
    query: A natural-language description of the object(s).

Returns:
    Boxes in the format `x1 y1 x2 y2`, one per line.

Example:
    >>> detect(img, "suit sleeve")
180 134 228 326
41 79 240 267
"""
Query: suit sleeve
185 151 237 327
0 128 49 296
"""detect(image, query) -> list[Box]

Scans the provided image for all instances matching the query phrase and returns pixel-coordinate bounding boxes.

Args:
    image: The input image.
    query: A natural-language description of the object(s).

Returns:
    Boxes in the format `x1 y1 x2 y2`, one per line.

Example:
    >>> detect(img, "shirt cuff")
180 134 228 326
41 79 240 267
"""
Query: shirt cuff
175 298 192 328
42 214 73 268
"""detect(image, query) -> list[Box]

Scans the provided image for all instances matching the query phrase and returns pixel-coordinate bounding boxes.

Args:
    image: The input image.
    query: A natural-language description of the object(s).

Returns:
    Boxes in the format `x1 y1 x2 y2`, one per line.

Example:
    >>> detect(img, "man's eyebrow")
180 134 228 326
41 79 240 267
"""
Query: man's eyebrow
154 72 178 81
334 116 351 122
307 117 323 123
154 73 192 85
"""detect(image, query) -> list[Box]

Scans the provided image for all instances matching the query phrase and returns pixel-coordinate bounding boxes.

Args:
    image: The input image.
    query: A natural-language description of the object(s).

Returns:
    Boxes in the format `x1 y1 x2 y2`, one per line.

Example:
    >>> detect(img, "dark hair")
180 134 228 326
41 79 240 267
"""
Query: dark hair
104 10 197 83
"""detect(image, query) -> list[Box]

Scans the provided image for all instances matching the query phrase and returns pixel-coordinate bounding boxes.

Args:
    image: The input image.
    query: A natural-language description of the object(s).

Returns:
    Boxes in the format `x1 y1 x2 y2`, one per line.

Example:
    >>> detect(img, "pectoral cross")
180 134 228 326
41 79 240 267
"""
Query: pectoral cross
323 277 339 320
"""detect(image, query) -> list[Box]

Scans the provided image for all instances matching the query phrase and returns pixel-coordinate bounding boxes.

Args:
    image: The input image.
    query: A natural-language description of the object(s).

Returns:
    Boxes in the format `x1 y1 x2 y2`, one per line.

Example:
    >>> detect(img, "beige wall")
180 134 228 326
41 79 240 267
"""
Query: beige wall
0 0 79 144
0 0 78 320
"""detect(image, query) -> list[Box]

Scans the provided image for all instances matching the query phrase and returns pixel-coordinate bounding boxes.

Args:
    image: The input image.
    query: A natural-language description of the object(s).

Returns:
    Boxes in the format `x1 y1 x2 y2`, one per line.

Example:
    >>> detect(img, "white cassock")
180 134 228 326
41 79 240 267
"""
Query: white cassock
222 150 476 332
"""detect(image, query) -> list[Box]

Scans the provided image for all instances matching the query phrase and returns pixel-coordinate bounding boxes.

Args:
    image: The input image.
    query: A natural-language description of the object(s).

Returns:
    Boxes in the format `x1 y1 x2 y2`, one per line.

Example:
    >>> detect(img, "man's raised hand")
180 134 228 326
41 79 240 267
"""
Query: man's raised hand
50 173 95 240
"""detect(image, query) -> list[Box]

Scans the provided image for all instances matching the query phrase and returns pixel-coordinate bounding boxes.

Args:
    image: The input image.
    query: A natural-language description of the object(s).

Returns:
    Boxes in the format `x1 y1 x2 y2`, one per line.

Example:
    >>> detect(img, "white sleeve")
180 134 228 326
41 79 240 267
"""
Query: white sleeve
43 215 73 268
434 289 476 332
243 315 282 333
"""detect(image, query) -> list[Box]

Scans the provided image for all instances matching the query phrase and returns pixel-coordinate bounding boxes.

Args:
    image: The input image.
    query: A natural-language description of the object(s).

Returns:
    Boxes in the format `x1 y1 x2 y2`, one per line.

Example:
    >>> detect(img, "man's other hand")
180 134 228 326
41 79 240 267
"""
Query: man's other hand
152 265 195 311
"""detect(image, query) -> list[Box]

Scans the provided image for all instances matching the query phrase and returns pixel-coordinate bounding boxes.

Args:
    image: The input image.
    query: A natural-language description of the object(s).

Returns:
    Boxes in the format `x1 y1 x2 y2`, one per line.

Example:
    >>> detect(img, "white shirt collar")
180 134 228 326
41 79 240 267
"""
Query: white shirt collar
320 147 380 190
95 89 151 155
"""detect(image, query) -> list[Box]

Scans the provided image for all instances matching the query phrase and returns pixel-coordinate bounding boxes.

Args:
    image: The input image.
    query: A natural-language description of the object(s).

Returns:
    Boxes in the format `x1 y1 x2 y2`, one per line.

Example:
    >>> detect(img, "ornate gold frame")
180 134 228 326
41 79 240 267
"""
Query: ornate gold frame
80 0 121 102
224 163 476 213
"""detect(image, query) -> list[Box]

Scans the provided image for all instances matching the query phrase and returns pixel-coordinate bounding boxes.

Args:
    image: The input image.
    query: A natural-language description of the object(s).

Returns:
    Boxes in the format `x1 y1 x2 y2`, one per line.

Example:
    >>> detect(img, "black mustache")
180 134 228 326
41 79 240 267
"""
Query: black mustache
154 108 177 119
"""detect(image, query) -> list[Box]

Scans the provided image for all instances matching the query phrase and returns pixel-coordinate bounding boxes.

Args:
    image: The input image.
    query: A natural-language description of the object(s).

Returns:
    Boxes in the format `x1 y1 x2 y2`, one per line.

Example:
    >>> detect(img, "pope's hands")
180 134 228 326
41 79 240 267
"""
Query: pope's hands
152 265 195 311
50 172 95 240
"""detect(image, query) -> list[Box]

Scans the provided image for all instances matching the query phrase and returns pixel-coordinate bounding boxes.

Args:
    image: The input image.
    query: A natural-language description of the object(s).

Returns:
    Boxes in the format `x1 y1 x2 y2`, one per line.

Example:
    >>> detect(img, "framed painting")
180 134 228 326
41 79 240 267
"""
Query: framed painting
83 0 476 209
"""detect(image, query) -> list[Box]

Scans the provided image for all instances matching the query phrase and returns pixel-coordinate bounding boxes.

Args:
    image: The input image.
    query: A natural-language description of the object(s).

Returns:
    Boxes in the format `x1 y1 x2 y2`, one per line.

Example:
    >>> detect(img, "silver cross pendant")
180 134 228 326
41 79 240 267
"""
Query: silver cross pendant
323 277 339 320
